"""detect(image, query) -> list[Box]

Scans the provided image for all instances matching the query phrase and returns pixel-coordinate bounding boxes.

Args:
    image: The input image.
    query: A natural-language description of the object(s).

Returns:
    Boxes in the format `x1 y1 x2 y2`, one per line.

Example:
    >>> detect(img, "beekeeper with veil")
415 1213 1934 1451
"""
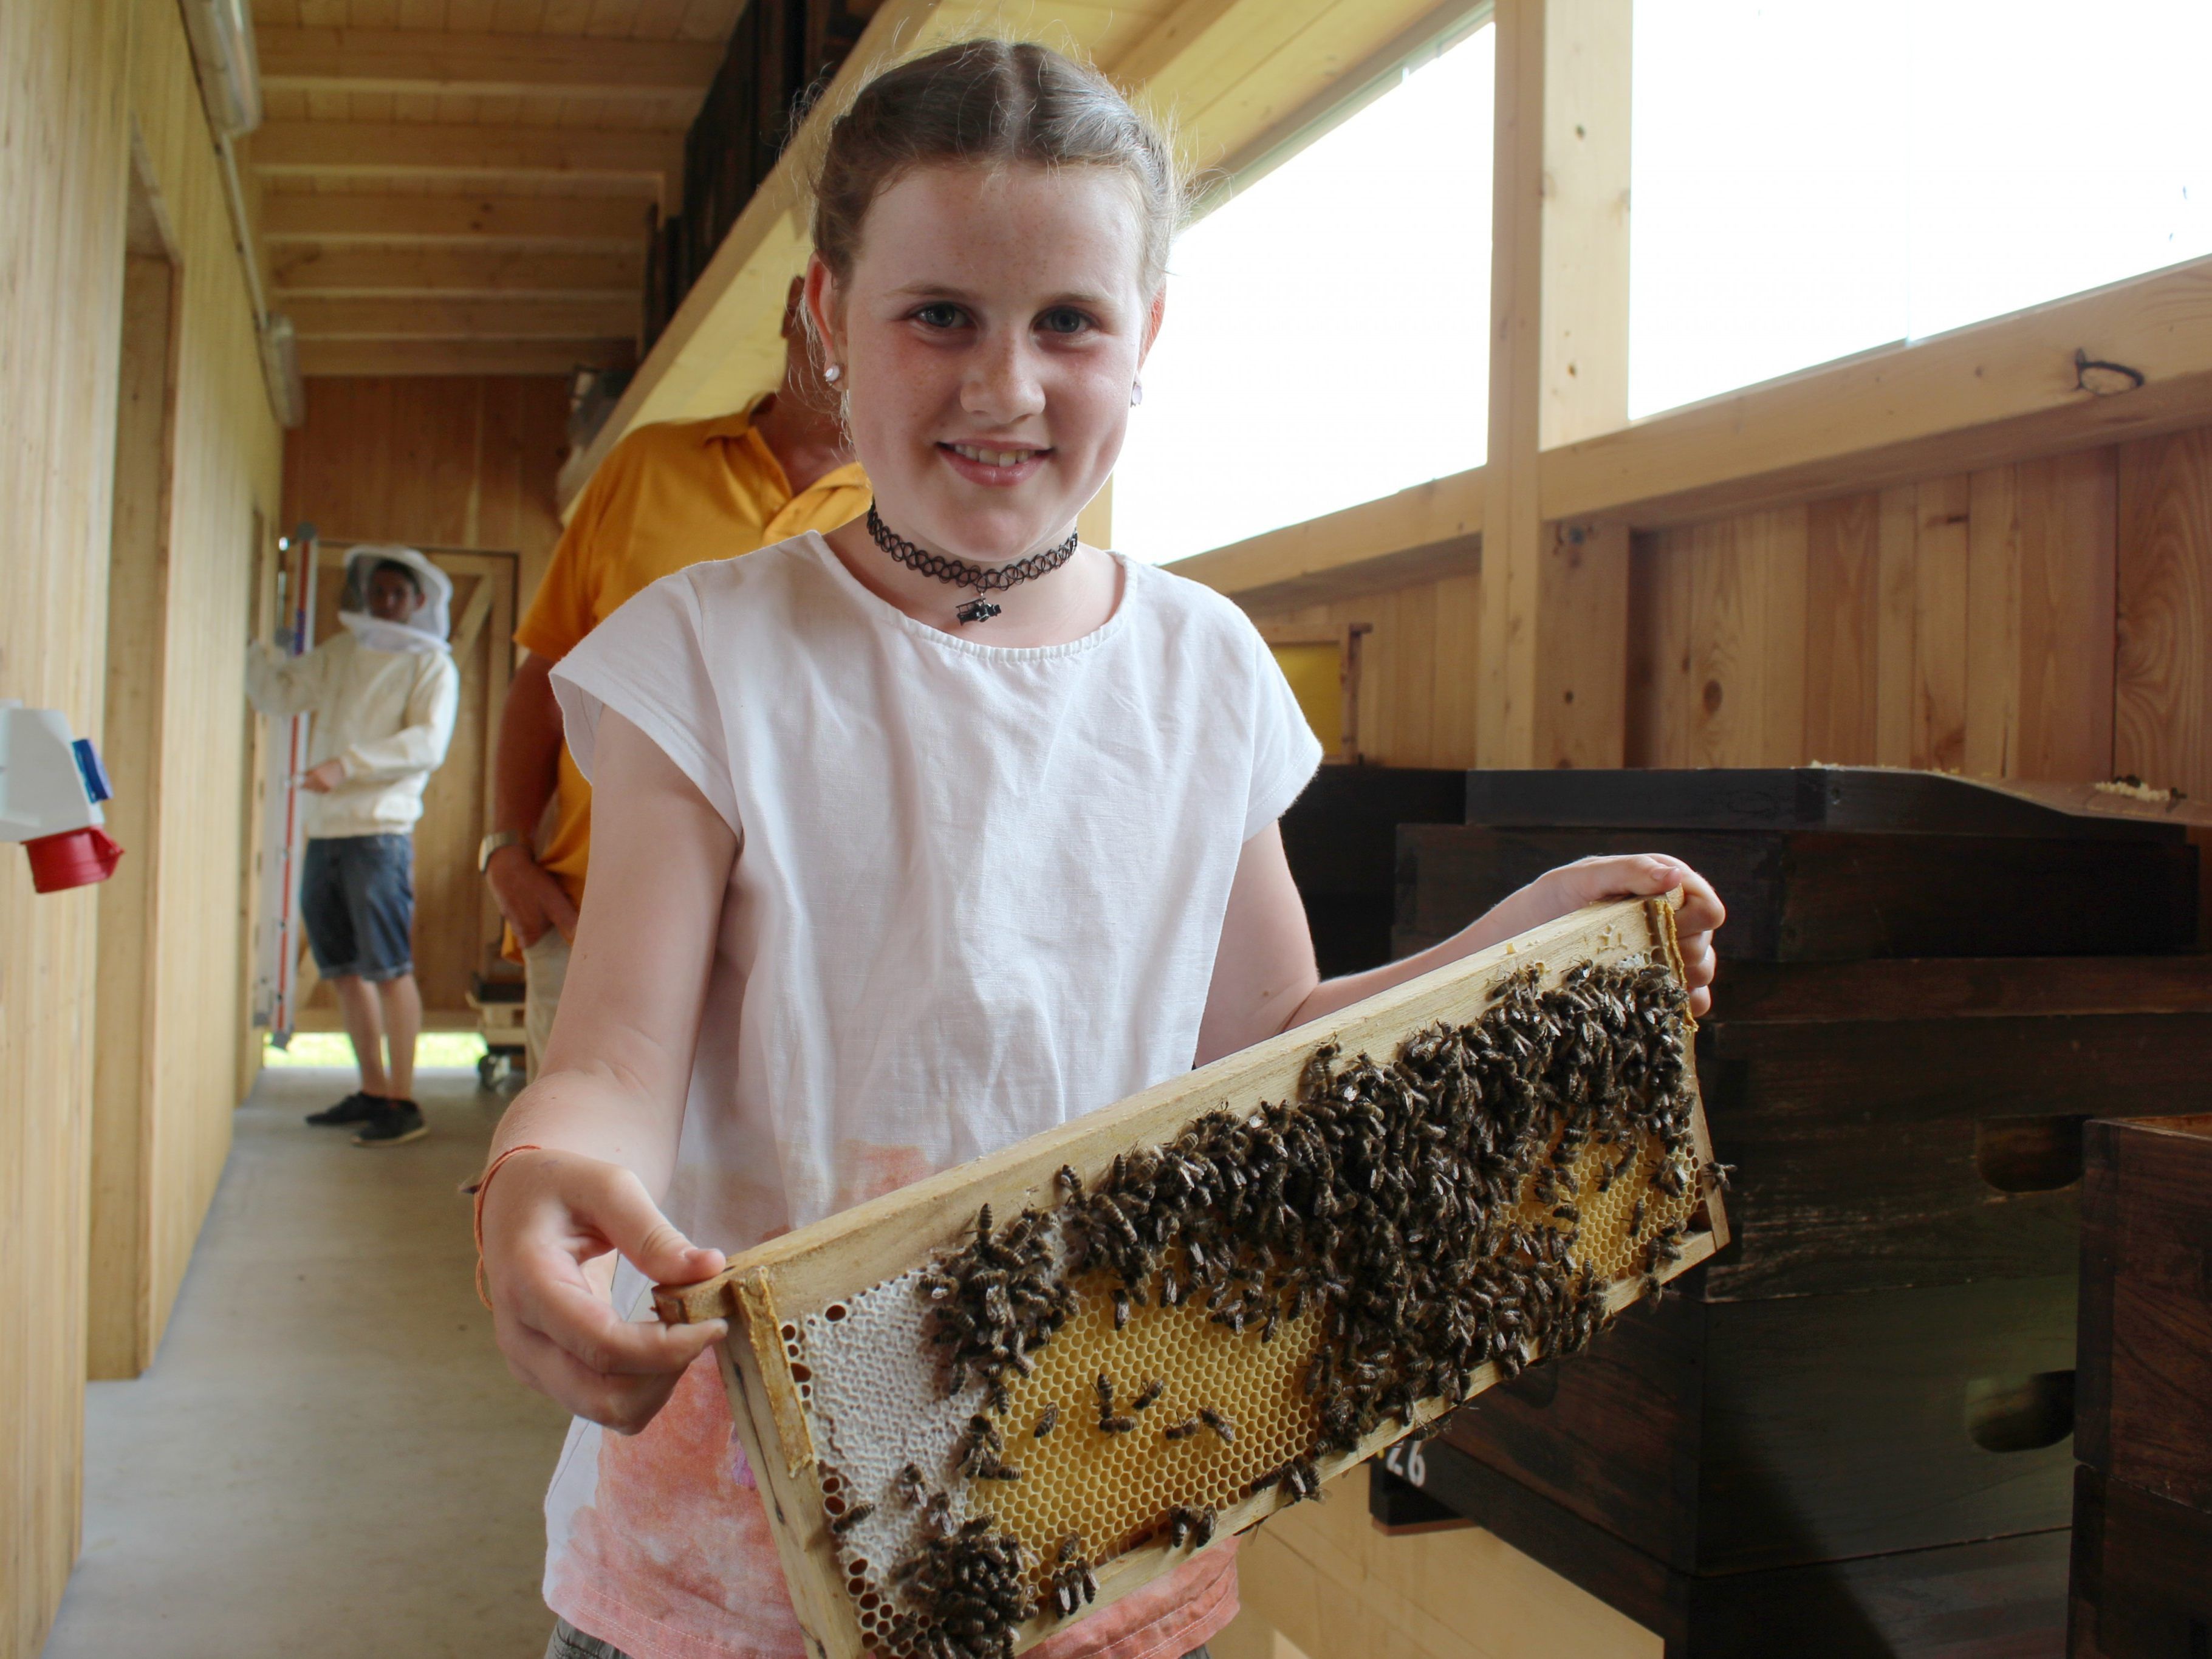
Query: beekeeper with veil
248 544 459 1147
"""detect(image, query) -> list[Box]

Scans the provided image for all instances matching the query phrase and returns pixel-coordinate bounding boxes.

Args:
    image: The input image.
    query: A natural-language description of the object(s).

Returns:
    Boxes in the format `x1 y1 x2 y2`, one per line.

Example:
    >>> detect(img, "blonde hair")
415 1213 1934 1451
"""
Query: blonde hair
812 39 1185 296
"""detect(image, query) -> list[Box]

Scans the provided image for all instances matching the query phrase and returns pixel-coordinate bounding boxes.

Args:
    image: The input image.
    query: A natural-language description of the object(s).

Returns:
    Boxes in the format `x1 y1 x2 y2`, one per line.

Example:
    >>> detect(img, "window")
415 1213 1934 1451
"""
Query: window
1114 21 1495 566
1630 0 2212 420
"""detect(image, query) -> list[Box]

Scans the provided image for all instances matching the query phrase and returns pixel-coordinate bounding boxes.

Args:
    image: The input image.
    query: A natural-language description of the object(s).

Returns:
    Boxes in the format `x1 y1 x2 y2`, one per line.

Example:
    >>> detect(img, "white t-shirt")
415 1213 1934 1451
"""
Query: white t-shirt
540 530 1320 1659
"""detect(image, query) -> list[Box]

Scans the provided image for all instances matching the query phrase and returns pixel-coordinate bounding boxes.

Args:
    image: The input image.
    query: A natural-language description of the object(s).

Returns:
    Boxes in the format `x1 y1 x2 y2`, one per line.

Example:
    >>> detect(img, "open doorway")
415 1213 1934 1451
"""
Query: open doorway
89 137 183 1381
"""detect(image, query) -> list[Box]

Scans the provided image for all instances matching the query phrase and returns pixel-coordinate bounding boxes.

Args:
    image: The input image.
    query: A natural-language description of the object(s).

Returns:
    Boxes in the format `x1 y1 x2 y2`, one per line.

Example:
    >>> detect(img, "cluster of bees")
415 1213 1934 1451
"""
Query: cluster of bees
880 1513 1032 1659
918 1202 1075 1408
877 958 1701 1658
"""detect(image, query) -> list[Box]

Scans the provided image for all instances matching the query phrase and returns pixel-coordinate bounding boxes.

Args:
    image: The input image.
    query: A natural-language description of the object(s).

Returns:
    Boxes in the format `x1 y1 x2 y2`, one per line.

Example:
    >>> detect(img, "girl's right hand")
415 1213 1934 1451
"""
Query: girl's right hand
480 1147 728 1434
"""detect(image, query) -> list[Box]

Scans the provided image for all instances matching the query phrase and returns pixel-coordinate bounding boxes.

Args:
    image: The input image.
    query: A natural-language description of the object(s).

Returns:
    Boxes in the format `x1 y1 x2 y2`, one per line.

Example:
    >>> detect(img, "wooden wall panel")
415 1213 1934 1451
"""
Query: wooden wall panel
2117 428 2212 940
1255 433 2185 809
0 4 131 1648
282 374 570 606
2117 430 2212 795
1536 523 1631 769
1 0 282 1648
1629 507 1812 768
131 0 289 1375
1614 450 2122 779
1801 493 1881 764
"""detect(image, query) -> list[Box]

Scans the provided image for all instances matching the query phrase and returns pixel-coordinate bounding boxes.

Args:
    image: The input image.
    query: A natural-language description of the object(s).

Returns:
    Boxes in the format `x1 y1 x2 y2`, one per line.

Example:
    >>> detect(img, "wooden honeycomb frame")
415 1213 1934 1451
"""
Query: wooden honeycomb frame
656 894 1728 1658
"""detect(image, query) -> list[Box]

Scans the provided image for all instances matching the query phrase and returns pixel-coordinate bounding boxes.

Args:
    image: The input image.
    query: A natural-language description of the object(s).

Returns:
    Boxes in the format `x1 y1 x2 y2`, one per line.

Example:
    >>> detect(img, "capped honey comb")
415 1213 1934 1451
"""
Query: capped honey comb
656 895 1728 1659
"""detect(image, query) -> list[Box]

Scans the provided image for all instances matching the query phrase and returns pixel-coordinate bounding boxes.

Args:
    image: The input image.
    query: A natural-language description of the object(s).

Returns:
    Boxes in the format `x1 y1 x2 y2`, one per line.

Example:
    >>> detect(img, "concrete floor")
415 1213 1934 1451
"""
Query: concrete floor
44 1066 571 1659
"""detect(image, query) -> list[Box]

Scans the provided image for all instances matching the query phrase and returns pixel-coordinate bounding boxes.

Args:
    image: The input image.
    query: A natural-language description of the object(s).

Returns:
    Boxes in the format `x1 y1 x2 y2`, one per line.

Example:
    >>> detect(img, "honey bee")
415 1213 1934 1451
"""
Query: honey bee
1197 1406 1236 1445
829 1500 875 1535
1033 1403 1059 1438
1131 1378 1165 1412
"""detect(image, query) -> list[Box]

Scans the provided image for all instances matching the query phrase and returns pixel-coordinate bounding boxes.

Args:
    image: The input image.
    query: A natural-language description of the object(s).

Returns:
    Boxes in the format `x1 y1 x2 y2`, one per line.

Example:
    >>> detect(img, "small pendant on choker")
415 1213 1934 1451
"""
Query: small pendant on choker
955 598 1003 625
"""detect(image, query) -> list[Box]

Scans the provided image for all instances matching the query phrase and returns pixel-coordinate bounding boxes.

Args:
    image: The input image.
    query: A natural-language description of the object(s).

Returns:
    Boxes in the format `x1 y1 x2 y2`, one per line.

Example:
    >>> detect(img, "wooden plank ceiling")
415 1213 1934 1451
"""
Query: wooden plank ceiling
245 0 1479 391
247 0 748 378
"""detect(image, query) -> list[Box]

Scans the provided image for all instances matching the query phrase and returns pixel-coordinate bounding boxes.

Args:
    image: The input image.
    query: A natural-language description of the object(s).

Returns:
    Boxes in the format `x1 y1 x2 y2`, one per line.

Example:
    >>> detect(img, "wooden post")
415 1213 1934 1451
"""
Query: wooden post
1478 0 1547 770
1539 0 1632 452
1481 0 1633 770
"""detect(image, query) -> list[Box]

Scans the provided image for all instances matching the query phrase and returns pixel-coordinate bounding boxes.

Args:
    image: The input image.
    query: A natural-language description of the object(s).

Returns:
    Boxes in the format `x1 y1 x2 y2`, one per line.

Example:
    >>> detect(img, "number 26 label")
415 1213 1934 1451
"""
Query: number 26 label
1383 1440 1428 1486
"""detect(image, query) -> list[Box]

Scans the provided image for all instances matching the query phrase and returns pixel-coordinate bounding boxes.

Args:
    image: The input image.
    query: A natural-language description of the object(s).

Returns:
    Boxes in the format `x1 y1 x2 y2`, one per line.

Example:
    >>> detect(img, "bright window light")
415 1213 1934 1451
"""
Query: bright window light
1115 22 1495 567
1631 0 2212 420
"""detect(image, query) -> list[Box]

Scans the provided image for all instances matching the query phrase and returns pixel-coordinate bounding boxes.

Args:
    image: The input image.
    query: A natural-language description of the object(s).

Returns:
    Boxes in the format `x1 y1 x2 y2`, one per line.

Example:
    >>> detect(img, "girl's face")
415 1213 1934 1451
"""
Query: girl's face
809 162 1162 564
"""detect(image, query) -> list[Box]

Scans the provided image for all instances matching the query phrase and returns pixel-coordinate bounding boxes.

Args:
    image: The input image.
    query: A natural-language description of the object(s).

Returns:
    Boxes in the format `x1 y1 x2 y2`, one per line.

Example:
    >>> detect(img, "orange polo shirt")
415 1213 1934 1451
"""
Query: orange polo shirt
516 401 871 907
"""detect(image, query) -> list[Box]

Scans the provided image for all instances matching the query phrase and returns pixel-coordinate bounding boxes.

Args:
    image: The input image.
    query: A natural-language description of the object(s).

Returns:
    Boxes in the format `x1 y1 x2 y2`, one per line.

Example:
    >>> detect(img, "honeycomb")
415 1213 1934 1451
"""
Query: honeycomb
798 1131 1707 1655
764 946 1716 1657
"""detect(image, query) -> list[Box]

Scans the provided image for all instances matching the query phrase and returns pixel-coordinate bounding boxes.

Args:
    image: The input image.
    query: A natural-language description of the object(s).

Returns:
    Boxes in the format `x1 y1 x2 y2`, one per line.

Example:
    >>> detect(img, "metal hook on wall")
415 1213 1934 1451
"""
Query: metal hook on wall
2074 349 2146 396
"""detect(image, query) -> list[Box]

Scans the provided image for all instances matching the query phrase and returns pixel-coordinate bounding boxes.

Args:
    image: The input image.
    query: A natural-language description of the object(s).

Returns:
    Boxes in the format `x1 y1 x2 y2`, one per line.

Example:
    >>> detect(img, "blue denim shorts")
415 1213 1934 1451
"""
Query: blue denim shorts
300 833 414 982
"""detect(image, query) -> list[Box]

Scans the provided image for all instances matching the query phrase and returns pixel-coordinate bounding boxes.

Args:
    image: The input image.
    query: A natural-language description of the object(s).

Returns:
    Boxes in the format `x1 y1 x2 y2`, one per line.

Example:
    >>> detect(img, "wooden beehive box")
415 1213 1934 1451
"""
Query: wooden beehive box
656 894 1727 1659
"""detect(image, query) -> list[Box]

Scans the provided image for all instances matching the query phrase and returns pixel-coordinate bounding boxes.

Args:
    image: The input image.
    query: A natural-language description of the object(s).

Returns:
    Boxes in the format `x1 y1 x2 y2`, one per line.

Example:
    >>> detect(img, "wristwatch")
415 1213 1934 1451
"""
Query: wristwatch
478 830 526 873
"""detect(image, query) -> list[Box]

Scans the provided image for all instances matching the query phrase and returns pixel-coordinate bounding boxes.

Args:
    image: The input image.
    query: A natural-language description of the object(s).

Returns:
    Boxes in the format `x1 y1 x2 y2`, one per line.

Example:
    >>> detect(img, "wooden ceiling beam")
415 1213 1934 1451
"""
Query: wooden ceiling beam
297 338 635 377
1539 252 2212 528
252 121 683 188
270 244 641 298
1169 467 1485 612
283 296 640 340
256 27 724 100
261 193 652 247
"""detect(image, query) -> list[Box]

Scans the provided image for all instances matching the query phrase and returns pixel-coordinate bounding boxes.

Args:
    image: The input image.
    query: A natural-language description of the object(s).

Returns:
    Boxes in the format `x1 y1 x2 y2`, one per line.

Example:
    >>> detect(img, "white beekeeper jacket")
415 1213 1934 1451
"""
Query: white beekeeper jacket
246 546 461 838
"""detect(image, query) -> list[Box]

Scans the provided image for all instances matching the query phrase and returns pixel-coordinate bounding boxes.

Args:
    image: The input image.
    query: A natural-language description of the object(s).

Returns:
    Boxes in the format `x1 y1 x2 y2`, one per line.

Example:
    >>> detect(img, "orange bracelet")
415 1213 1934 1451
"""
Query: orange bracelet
469 1143 544 1310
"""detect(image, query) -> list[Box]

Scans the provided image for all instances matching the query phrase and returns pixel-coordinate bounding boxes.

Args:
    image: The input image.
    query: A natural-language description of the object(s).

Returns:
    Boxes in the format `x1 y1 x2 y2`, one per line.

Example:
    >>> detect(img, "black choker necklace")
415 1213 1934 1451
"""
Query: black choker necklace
865 506 1079 624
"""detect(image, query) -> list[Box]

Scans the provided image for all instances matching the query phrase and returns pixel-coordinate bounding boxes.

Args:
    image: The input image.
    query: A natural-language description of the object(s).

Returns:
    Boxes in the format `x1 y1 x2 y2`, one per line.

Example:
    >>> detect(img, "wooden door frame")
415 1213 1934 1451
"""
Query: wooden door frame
91 140 185 1380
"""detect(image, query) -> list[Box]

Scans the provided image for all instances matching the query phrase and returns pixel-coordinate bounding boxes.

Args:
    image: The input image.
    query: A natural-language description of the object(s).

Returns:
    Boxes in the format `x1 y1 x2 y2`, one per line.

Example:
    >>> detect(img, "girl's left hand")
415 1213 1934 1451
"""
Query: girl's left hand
1536 854 1724 1016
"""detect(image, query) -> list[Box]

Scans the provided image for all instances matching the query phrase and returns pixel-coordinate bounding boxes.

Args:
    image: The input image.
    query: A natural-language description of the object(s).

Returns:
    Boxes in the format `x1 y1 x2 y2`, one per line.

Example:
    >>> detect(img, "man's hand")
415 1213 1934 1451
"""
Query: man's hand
479 1148 727 1434
1534 854 1724 1016
487 841 580 947
300 758 346 793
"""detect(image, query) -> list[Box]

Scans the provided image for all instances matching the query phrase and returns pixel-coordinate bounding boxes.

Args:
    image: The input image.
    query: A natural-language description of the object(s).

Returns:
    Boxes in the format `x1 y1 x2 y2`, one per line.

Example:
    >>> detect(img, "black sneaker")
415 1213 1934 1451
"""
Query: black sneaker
352 1100 428 1148
306 1090 385 1127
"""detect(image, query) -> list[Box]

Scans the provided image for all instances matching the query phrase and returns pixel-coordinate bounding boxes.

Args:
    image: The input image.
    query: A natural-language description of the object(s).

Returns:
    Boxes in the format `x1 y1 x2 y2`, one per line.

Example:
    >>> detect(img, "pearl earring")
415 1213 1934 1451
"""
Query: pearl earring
1129 379 1143 406
823 363 843 384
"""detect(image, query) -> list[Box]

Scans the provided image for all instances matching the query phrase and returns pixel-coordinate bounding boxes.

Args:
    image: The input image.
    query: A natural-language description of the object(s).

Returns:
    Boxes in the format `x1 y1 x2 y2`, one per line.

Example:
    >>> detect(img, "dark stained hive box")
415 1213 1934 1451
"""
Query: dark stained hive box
1279 765 1462 977
1402 767 2199 963
1372 767 2210 1658
2067 1115 2212 1658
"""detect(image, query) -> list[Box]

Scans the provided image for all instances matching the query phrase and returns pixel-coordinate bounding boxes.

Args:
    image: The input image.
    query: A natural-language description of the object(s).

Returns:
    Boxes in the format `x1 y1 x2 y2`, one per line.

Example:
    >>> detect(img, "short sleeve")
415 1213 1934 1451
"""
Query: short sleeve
516 449 620 661
549 571 743 836
1242 623 1324 841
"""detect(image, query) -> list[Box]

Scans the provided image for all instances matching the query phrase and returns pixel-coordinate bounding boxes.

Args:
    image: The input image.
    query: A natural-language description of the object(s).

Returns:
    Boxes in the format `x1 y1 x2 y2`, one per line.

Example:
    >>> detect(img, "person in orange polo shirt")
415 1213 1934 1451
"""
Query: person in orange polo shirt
484 278 869 1067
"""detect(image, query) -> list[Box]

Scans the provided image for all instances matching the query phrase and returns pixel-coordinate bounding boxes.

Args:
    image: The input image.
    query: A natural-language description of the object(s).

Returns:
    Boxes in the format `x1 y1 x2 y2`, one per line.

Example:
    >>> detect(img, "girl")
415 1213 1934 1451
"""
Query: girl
479 39 1722 1659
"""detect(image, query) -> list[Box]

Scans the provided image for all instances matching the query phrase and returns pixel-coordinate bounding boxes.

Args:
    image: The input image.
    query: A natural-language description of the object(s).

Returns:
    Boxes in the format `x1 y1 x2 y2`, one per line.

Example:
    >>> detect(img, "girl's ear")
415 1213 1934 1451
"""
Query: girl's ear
1138 284 1167 369
802 254 844 374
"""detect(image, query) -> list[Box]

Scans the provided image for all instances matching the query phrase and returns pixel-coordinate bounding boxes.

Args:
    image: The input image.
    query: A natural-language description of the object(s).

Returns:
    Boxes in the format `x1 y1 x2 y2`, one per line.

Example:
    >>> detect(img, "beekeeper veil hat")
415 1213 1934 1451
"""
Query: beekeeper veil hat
339 544 452 653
